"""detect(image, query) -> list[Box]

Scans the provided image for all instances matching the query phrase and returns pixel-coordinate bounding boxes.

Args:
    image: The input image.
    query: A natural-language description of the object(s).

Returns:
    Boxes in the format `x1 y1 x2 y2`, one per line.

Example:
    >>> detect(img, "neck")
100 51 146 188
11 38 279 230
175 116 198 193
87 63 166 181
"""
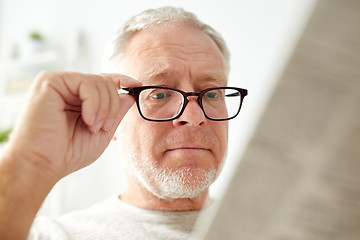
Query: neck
119 178 211 211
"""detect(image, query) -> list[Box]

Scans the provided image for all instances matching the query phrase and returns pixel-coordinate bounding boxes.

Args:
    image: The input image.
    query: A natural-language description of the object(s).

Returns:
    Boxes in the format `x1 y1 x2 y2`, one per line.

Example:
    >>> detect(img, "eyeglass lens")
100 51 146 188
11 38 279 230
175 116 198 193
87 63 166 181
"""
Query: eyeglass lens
137 88 242 121
202 88 241 120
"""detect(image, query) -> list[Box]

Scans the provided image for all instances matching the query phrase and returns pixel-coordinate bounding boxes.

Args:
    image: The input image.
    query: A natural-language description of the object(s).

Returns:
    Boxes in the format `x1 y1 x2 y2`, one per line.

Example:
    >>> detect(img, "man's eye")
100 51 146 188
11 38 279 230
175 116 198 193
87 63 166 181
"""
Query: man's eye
206 92 218 99
151 92 167 99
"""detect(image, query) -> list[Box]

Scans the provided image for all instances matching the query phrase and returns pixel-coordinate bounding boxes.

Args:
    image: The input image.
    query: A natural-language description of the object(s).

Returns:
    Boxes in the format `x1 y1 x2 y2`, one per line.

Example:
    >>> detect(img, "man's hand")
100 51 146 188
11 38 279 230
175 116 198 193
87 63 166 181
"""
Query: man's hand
0 71 141 240
8 71 141 179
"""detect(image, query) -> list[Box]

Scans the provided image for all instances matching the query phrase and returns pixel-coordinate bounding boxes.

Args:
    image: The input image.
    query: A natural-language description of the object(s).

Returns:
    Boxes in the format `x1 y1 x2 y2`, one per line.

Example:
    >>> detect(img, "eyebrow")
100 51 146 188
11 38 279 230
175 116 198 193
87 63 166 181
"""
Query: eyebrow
142 69 170 85
202 74 228 86
142 69 227 86
145 69 169 79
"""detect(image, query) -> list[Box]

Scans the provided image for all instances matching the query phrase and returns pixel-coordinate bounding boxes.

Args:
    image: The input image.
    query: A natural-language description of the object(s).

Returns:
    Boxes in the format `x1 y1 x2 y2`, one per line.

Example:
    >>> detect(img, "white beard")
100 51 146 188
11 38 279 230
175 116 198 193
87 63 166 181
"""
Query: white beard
117 121 226 200
125 152 221 200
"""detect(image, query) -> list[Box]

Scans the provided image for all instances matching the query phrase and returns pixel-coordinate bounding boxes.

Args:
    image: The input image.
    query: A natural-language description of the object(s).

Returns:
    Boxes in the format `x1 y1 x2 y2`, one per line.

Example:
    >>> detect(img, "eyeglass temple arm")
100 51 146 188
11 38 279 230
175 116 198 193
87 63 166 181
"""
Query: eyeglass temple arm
120 88 247 98
226 92 241 97
118 88 133 95
120 88 130 91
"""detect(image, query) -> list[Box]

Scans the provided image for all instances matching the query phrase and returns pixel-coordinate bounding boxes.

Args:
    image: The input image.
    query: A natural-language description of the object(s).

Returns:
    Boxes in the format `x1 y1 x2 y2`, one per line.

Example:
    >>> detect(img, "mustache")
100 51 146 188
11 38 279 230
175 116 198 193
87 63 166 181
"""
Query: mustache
157 129 220 152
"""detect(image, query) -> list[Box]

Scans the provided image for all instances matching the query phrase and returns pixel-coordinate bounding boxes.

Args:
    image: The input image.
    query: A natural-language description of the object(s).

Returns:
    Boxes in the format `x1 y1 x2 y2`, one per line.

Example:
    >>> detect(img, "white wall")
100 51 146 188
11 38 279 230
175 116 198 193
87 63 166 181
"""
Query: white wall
0 0 316 217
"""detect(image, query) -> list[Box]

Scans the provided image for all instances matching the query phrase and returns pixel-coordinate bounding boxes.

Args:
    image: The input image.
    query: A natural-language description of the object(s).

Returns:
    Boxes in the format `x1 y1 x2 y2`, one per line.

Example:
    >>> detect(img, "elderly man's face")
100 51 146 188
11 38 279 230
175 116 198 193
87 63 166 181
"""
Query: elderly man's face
118 24 228 200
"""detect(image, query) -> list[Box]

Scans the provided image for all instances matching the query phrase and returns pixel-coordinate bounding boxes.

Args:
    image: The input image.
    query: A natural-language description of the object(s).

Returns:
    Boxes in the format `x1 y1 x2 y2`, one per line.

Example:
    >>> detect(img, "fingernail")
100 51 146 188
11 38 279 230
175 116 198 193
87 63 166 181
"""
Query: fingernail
103 118 115 131
95 121 103 132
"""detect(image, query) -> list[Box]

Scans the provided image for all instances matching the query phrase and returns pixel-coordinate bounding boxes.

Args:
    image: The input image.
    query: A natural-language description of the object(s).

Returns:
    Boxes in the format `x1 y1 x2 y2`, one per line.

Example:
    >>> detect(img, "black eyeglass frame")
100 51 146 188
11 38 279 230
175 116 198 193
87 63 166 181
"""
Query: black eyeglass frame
122 86 248 122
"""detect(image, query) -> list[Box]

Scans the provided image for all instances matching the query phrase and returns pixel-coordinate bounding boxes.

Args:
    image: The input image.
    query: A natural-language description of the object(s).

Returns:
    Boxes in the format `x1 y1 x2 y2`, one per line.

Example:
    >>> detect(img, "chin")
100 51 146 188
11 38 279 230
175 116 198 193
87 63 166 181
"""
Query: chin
141 166 219 200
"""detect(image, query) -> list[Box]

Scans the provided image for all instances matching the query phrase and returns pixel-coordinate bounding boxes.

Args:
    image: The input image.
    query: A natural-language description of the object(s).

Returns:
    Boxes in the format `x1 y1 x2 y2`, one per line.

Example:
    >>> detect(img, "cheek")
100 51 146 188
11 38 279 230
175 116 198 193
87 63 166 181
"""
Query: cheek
140 122 170 157
214 122 229 157
118 107 142 152
118 107 166 159
118 106 137 133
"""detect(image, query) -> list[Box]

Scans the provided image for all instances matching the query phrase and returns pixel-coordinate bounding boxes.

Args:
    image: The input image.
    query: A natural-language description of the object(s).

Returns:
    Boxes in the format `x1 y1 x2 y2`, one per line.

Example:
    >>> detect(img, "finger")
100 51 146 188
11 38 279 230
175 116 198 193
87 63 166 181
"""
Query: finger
79 73 140 133
101 93 135 142
92 77 111 132
98 74 141 131
117 94 136 122
106 74 141 124
37 71 112 133
102 77 121 131
99 73 142 89
79 76 99 131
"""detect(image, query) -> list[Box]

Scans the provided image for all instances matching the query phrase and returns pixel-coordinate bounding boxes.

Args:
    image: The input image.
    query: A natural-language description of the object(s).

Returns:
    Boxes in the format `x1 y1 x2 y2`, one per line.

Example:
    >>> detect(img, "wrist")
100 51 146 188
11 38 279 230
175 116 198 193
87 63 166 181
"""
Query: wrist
0 143 60 240
1 142 60 195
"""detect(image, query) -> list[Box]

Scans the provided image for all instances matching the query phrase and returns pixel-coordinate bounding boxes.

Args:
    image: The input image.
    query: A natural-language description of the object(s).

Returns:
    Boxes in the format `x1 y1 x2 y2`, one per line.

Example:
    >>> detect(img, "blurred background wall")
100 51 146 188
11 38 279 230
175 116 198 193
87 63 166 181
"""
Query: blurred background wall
0 0 316 217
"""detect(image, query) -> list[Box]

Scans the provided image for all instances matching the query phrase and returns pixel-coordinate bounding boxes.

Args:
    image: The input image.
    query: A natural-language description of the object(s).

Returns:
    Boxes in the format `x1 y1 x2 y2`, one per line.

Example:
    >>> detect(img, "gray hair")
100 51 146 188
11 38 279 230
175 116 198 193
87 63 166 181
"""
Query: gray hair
103 6 230 74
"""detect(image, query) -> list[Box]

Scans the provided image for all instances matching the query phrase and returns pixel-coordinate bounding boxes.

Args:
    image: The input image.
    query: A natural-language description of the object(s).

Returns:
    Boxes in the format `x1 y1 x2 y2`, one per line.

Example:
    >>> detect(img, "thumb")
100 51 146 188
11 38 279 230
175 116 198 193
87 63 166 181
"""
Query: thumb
117 93 136 122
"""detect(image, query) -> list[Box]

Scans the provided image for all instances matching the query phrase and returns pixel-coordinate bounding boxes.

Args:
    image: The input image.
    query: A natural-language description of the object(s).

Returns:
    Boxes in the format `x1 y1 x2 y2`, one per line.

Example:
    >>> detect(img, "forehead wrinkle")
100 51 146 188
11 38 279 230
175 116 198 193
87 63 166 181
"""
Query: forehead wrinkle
203 74 228 86
130 41 223 66
145 69 169 79
127 39 227 86
141 69 174 85
142 68 227 87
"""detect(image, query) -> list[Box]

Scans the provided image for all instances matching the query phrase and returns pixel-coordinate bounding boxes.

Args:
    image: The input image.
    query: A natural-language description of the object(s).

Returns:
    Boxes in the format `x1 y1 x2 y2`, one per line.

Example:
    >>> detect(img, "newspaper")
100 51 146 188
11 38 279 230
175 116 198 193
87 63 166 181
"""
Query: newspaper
198 0 360 239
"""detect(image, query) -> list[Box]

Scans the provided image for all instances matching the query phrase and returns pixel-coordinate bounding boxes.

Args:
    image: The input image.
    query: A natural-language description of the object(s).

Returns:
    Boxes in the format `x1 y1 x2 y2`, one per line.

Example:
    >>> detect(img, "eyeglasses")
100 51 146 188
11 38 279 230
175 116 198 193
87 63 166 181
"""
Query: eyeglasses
122 86 248 122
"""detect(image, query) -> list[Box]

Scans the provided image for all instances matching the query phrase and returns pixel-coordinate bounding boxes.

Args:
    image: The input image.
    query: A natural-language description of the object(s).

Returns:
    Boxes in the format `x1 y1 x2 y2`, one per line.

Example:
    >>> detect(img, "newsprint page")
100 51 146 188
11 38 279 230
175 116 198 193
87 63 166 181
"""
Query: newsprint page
197 0 360 239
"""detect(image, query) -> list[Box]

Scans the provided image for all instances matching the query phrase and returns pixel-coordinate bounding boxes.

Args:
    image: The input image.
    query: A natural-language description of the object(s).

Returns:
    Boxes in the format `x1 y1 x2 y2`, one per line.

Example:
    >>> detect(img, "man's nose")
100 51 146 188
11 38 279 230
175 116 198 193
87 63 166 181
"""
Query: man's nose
173 97 207 126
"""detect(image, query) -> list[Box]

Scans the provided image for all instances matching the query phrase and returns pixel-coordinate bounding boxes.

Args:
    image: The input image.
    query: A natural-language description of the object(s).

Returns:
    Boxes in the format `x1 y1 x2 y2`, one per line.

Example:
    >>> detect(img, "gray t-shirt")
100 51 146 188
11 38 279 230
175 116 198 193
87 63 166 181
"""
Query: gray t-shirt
29 196 204 240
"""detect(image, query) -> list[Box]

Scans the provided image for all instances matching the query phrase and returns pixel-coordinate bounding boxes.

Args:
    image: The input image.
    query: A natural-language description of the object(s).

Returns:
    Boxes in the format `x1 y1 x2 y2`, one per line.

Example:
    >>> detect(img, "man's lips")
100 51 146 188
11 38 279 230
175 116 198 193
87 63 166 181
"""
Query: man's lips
165 147 211 153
